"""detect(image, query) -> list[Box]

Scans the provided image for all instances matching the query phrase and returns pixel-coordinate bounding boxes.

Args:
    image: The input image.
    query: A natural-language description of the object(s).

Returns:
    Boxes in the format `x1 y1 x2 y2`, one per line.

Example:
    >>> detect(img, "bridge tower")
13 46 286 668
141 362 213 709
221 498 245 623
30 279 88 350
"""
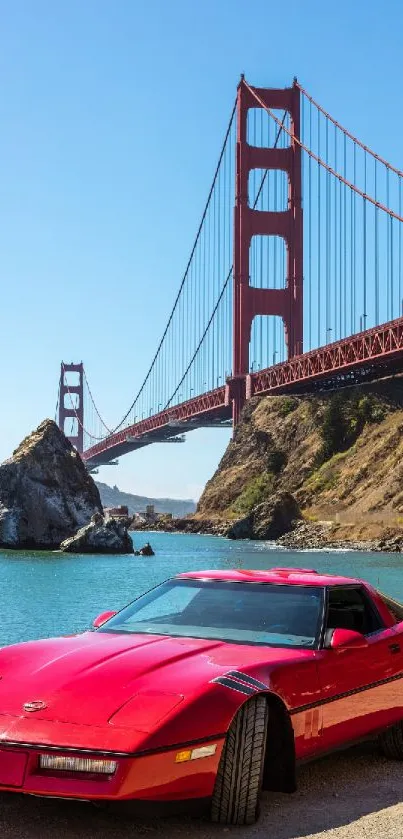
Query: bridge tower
58 362 84 453
229 77 303 424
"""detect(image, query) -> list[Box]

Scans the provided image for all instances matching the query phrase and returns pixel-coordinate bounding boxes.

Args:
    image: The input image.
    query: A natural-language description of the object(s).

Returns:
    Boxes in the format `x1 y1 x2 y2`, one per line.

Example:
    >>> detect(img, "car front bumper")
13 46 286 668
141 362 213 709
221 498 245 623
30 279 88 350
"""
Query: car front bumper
0 738 225 803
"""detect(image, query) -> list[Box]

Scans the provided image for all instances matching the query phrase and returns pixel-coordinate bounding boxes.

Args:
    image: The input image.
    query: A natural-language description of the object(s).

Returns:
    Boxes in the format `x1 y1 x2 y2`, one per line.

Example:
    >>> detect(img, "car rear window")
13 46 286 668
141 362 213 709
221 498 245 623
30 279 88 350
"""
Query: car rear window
378 592 403 624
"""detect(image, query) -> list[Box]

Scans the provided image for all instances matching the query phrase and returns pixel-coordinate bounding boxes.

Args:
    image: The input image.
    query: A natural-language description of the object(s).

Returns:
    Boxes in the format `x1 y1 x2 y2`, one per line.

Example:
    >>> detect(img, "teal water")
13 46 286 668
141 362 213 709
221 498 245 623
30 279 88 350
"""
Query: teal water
1 532 403 647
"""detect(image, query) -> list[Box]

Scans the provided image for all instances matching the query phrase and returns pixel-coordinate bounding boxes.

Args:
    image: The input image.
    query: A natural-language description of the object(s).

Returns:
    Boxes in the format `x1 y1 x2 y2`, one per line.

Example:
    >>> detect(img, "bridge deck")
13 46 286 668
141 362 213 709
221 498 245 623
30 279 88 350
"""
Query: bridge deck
83 316 403 469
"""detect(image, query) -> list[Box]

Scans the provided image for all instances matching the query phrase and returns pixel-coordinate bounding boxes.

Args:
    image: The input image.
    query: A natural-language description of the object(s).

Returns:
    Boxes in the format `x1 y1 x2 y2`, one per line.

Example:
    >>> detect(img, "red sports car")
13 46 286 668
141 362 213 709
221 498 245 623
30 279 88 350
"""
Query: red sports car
1 567 403 825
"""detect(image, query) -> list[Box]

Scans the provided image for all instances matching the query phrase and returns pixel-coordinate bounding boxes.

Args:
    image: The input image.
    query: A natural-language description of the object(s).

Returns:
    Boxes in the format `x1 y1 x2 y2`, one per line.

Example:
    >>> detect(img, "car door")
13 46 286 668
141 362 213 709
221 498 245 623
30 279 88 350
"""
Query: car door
316 586 403 751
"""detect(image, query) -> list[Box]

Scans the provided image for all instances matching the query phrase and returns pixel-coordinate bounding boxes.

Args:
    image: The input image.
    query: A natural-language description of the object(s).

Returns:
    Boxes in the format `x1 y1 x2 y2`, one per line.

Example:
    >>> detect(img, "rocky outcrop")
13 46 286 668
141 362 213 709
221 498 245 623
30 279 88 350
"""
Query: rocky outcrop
134 542 155 556
60 513 134 554
226 493 301 540
188 379 403 549
0 420 102 549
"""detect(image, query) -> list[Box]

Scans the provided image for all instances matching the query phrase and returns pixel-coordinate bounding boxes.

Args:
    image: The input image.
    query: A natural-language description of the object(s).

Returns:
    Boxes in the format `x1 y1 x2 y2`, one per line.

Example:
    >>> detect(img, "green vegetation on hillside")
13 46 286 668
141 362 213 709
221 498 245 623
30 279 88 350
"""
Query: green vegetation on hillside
229 472 274 518
319 393 387 462
197 381 402 528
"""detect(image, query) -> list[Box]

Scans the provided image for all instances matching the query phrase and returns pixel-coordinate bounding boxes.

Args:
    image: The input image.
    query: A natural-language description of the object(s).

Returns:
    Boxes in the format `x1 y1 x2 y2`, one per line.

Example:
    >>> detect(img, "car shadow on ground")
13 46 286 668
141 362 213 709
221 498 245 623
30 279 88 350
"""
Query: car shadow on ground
1 743 403 839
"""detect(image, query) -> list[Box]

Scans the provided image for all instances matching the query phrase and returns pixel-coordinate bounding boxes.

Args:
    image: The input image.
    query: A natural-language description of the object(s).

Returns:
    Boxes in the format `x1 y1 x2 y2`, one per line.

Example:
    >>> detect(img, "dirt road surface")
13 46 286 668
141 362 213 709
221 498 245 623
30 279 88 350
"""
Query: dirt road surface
1 743 402 839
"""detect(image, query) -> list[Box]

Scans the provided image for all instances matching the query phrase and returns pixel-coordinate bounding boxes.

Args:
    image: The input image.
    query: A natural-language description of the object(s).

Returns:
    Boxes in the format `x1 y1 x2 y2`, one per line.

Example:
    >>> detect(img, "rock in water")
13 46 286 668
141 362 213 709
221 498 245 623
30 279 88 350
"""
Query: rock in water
0 420 102 549
139 542 155 556
60 515 134 554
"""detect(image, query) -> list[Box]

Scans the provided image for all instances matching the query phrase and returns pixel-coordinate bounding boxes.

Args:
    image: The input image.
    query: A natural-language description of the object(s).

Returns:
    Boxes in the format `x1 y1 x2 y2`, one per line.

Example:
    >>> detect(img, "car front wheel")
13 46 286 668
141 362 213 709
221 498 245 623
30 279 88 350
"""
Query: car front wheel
211 695 268 825
380 721 403 759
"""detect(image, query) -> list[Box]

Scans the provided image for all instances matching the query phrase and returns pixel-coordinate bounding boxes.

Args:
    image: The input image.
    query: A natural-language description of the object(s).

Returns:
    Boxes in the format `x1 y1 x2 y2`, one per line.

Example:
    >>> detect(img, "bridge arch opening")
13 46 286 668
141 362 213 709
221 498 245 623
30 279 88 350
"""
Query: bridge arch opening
247 108 291 148
249 235 287 290
249 169 288 213
63 370 80 387
64 392 79 410
63 417 78 439
250 315 287 372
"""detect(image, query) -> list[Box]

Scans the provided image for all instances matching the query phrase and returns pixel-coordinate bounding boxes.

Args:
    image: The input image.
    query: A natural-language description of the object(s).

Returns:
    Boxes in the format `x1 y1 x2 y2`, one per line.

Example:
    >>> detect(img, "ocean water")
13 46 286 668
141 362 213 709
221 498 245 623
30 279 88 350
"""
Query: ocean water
1 531 403 647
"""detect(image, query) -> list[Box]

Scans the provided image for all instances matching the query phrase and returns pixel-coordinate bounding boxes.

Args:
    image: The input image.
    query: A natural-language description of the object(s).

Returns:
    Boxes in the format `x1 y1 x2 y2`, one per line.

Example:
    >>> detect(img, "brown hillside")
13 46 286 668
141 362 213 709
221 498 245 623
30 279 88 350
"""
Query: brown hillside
197 379 403 545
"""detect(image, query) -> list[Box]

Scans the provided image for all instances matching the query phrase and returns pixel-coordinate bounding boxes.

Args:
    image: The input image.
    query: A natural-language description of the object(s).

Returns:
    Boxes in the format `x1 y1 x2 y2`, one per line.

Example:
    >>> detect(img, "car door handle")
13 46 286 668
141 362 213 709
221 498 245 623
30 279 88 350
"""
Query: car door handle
389 643 401 655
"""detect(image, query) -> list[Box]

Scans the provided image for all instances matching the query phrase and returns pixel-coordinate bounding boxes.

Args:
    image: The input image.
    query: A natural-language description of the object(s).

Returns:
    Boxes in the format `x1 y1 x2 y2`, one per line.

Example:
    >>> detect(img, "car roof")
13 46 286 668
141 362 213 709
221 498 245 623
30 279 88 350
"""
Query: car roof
176 568 363 587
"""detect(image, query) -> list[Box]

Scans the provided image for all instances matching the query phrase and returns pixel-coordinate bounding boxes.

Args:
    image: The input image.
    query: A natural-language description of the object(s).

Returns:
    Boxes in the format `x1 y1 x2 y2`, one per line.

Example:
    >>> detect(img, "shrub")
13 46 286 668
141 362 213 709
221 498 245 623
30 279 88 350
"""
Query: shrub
279 397 297 416
319 392 387 463
267 448 286 474
230 472 274 518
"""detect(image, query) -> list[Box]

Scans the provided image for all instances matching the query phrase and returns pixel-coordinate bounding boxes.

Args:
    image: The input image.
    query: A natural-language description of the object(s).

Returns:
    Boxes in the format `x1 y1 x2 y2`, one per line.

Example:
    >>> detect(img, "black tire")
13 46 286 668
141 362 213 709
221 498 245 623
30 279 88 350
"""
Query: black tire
379 722 403 759
211 695 268 825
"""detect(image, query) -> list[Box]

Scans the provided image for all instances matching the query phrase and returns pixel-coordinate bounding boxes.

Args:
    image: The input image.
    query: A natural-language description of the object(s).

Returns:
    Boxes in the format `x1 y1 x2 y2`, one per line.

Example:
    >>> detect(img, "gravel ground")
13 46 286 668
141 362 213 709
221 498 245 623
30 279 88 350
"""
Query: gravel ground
1 742 402 839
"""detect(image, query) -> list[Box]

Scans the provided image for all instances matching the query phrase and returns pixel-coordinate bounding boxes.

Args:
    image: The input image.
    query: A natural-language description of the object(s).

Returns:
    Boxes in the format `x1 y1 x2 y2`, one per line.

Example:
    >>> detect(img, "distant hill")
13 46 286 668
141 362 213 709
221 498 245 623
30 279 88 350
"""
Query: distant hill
96 481 196 518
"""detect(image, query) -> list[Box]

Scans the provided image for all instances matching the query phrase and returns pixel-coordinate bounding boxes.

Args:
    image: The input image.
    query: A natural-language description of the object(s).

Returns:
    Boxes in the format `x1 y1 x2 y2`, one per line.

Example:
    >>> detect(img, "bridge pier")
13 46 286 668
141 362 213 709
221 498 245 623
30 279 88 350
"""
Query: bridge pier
232 77 303 424
225 375 247 426
58 362 84 453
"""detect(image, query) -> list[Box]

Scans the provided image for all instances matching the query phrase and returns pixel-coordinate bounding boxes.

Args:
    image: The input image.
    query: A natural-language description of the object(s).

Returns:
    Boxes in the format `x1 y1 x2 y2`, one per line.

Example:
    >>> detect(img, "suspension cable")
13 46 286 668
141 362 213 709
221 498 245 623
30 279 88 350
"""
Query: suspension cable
101 98 238 434
244 81 403 223
83 368 113 435
61 100 237 441
296 81 403 178
165 109 288 408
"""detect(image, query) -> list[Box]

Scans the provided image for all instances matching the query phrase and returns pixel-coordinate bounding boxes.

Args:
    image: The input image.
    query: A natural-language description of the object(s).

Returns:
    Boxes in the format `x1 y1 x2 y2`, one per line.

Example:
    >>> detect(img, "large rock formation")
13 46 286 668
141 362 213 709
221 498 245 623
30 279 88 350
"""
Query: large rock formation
226 493 301 540
193 379 403 549
0 420 102 549
60 513 134 554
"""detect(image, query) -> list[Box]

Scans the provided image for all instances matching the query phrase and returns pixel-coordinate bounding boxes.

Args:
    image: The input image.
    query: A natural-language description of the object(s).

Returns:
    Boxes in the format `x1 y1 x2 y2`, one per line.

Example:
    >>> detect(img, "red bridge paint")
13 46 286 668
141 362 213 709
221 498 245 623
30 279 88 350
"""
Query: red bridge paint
231 79 303 423
57 78 403 465
83 315 403 468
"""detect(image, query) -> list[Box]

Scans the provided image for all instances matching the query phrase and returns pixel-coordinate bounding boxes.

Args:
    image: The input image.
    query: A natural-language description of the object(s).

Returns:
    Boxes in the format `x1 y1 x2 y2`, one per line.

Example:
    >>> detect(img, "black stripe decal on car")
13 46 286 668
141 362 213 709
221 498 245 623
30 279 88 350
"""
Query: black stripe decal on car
291 670 403 715
227 670 268 691
211 676 256 696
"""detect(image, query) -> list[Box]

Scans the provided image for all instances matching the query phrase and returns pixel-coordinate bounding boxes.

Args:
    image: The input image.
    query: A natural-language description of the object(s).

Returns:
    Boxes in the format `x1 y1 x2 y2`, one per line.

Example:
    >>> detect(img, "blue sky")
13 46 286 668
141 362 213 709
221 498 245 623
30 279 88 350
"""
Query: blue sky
1 0 402 500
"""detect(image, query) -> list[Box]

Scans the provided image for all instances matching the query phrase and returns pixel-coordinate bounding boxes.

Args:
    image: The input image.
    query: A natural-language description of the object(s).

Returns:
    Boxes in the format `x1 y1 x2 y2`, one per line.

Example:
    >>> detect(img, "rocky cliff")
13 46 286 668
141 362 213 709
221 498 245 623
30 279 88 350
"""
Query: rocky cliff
0 420 103 549
195 379 403 549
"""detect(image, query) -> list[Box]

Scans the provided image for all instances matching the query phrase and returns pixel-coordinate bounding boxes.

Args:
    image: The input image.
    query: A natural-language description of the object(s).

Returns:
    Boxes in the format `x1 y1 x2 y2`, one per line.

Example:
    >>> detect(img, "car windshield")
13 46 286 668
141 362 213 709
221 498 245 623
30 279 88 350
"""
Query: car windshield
98 580 324 648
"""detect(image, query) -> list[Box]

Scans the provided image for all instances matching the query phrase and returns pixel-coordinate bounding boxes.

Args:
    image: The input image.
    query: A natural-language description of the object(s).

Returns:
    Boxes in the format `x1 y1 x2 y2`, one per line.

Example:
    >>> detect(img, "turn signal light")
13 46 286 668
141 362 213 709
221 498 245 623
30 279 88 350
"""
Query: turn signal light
175 744 217 763
39 755 117 774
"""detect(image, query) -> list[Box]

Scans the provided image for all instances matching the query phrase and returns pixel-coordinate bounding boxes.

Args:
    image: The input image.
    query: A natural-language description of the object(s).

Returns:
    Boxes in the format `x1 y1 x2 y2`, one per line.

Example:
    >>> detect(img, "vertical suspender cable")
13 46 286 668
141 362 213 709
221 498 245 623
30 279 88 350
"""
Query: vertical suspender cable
387 167 390 319
308 99 312 349
399 177 402 315
325 119 330 340
334 123 337 339
317 107 321 347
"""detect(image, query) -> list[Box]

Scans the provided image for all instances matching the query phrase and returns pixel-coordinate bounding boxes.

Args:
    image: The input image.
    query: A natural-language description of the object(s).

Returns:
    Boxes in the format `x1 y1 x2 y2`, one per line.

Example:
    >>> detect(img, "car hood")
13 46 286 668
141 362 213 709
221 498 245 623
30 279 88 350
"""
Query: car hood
0 631 313 731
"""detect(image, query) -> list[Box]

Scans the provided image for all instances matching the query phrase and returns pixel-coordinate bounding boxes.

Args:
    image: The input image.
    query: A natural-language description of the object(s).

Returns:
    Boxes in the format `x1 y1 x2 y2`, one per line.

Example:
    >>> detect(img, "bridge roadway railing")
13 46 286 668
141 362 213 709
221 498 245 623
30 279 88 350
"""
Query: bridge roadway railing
249 315 403 397
82 315 403 467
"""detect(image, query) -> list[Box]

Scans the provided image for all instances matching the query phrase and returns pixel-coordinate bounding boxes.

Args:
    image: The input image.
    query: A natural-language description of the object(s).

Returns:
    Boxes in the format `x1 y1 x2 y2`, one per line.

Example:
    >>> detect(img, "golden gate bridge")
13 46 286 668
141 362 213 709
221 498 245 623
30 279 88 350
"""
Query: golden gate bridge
56 77 403 471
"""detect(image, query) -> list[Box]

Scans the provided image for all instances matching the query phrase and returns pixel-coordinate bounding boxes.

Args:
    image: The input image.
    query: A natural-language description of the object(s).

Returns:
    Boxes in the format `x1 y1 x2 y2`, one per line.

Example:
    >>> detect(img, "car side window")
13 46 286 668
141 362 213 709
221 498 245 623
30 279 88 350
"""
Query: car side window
378 592 403 625
326 587 384 636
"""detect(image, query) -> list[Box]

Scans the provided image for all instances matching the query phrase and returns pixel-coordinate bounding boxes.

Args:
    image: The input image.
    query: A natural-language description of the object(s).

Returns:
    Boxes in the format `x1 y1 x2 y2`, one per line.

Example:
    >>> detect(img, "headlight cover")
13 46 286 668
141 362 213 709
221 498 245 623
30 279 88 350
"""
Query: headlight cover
39 755 117 774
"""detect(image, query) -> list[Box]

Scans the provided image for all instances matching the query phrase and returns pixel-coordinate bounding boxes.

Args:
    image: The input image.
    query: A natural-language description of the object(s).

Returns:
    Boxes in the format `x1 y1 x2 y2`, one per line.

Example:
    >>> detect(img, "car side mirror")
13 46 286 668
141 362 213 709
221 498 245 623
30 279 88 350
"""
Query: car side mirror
92 610 117 629
326 628 369 651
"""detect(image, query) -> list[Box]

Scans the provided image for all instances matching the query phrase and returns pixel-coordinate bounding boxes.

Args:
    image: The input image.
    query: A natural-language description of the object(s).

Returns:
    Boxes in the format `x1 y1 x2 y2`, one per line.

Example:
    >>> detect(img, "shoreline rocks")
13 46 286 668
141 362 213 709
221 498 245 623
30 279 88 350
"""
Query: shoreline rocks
226 493 301 540
60 513 134 554
135 511 403 554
